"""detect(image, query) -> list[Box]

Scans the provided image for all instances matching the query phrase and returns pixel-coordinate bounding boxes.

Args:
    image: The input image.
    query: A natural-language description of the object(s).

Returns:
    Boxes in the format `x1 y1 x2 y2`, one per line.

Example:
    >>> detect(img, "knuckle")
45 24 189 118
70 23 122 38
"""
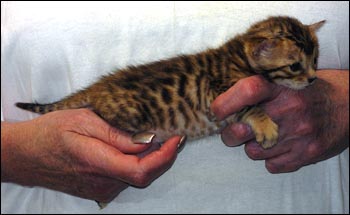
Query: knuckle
242 80 260 101
239 77 271 105
289 97 306 112
60 109 93 129
306 142 322 159
274 96 306 116
77 108 94 118
295 122 314 135
72 109 101 126
69 109 90 121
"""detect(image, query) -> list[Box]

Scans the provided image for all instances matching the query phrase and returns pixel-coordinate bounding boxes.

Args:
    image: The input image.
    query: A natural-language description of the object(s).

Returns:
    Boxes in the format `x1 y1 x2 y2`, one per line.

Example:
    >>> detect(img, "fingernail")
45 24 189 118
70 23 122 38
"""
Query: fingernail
96 200 108 209
177 136 187 153
132 132 156 144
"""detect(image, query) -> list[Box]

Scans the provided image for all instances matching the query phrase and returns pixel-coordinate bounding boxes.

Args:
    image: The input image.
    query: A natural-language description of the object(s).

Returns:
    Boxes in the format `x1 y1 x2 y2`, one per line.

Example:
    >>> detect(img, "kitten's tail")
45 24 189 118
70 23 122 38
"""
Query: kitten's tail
15 91 91 114
15 102 54 114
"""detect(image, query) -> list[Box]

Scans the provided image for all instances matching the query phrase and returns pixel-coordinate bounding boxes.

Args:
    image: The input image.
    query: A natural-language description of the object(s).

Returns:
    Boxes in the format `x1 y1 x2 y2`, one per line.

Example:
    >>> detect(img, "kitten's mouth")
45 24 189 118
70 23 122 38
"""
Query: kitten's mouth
307 77 317 84
274 79 312 90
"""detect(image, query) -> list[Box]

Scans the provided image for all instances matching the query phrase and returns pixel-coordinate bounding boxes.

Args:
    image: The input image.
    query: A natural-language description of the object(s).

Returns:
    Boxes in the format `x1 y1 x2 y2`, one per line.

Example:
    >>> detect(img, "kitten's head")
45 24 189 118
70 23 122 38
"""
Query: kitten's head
244 16 325 90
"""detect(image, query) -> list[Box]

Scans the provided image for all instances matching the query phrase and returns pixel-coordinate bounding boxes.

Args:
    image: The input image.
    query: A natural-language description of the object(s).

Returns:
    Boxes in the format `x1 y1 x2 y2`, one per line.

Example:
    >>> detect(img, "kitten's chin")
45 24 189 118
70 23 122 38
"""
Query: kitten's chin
274 80 309 90
287 85 308 90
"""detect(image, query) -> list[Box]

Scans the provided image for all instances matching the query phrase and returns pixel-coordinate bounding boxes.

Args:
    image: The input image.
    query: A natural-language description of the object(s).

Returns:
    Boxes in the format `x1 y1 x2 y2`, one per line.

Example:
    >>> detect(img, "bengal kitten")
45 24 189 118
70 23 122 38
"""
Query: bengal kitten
16 16 325 149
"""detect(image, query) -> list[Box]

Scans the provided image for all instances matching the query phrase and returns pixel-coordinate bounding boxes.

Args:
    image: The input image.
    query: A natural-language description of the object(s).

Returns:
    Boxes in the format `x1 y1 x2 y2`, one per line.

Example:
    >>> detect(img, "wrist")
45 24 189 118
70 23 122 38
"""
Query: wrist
319 70 349 133
1 121 35 183
1 122 18 182
313 70 349 148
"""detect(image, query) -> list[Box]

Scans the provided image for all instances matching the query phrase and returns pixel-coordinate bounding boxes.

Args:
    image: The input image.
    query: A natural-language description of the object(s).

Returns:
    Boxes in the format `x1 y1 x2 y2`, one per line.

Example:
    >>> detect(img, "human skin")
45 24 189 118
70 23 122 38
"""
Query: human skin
211 70 349 173
1 109 184 203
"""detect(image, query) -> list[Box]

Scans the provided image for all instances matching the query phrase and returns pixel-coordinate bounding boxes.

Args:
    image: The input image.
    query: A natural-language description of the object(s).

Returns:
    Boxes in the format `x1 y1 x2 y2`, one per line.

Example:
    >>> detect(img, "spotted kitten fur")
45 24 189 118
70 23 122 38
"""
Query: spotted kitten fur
16 16 324 149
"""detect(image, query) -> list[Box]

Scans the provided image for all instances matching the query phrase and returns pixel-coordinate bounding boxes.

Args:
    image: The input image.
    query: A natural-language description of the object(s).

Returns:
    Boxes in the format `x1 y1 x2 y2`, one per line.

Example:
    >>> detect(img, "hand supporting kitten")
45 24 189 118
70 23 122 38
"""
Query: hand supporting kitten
1 109 185 205
212 70 349 173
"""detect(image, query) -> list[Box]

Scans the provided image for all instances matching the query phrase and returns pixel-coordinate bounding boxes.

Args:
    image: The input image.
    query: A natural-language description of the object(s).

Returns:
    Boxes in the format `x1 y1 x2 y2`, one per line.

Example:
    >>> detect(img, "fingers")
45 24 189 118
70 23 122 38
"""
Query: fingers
221 123 254 146
106 127 152 154
244 141 292 161
244 140 304 173
264 150 303 173
211 75 275 120
135 136 183 186
221 123 303 173
106 136 183 187
70 109 151 154
221 123 300 173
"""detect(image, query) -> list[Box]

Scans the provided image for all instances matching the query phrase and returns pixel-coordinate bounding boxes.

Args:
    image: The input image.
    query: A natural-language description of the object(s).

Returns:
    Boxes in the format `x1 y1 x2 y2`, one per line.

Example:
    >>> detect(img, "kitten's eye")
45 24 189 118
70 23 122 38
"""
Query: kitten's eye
289 62 301 72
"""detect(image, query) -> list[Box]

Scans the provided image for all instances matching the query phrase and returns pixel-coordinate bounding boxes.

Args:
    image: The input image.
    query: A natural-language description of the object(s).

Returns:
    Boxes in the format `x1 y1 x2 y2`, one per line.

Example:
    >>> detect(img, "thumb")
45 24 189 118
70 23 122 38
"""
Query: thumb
73 109 151 154
211 75 275 120
107 128 152 154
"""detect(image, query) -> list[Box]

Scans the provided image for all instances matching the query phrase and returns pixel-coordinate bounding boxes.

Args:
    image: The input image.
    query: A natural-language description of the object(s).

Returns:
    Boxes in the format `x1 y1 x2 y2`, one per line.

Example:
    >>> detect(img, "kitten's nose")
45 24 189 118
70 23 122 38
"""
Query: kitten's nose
308 77 317 84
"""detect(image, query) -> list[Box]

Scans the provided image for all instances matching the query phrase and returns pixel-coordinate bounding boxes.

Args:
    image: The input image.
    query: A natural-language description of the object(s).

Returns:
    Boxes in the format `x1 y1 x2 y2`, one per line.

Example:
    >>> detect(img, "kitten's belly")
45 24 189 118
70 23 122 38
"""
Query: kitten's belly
147 112 228 143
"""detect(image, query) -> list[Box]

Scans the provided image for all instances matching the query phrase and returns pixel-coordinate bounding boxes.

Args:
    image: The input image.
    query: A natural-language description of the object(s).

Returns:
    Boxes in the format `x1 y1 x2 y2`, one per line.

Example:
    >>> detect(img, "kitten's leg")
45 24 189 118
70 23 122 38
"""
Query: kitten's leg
234 106 278 149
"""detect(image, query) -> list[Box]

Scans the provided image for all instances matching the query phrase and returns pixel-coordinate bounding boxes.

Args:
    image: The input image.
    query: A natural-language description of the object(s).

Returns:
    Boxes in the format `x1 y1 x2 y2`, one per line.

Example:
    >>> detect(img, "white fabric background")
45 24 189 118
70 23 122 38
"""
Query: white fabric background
1 1 349 213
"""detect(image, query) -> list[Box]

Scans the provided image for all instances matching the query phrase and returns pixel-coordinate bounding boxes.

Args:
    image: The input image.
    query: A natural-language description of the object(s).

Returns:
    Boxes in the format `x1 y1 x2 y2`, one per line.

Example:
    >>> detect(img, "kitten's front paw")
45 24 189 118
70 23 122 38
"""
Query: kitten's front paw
254 120 278 149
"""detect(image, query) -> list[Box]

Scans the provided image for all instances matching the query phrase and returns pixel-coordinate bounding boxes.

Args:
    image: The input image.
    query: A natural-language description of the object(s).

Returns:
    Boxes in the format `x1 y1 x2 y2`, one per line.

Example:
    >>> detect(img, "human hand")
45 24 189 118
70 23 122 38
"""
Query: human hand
211 70 349 173
1 109 185 203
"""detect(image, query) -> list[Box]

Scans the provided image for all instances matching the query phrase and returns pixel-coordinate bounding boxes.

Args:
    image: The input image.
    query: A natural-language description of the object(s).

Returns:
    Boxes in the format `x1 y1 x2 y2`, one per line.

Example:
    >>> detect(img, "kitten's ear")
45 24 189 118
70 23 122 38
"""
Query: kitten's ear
308 20 326 32
252 39 278 58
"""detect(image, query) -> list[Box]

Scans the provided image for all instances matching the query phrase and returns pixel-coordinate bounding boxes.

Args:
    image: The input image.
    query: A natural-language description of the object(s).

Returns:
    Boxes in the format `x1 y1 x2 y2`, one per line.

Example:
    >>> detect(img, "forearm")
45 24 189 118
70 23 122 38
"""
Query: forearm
1 121 36 184
1 122 19 182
